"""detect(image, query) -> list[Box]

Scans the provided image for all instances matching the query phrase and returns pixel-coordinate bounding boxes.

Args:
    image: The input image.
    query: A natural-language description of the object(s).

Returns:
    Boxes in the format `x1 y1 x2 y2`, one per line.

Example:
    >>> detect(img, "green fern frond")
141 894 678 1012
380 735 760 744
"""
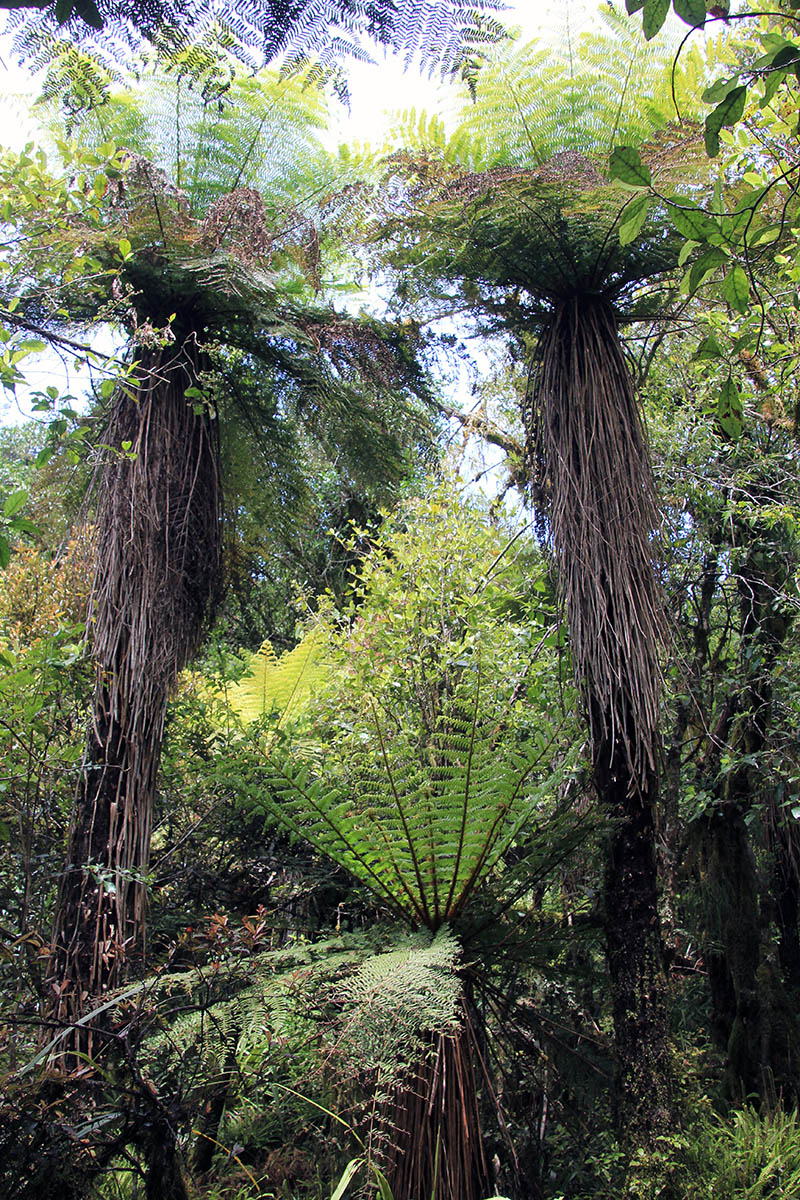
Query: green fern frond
223 628 328 726
336 927 462 1079
254 666 565 929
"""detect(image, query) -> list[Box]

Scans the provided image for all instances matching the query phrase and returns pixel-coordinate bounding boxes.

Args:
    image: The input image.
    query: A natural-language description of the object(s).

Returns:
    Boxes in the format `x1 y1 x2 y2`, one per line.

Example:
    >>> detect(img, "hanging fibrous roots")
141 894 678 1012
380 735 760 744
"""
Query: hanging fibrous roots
48 337 222 1051
524 294 662 784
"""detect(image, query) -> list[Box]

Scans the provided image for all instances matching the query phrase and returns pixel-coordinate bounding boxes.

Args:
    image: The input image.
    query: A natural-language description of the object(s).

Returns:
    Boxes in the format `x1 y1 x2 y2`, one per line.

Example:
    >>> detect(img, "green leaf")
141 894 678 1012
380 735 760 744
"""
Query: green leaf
692 335 724 361
11 519 39 538
762 69 788 108
705 86 748 157
749 224 780 247
716 376 743 439
54 0 73 22
689 246 727 292
625 0 645 11
332 1159 362 1200
73 0 104 28
643 0 670 38
118 237 132 259
371 1166 395 1200
0 536 9 570
609 145 652 189
722 265 750 314
3 489 27 519
619 194 651 245
673 0 705 26
702 75 741 104
668 200 721 242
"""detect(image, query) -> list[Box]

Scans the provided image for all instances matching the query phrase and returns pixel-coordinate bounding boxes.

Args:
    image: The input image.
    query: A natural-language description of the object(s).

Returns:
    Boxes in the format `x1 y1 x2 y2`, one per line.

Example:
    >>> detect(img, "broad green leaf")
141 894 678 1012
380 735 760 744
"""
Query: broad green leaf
673 0 705 26
770 44 800 69
3 489 27 519
619 194 650 245
722 265 750 314
118 238 132 258
74 0 104 28
609 145 652 189
761 69 788 108
749 224 780 247
643 0 670 38
702 75 741 104
689 246 727 292
10 518 40 537
0 536 9 570
625 0 645 11
692 335 724 361
54 0 73 22
668 200 721 242
705 86 747 157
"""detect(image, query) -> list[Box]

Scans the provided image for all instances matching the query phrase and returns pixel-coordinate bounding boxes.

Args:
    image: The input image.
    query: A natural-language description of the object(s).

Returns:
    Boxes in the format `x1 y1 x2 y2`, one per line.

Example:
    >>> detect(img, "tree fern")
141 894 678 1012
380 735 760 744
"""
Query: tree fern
53 60 337 218
237 484 576 929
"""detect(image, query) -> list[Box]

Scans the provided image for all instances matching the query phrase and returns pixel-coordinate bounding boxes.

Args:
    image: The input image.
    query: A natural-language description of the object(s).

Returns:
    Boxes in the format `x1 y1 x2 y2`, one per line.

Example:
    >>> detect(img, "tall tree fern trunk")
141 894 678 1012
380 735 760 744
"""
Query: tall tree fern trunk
48 338 221 1053
700 532 800 1102
525 295 673 1141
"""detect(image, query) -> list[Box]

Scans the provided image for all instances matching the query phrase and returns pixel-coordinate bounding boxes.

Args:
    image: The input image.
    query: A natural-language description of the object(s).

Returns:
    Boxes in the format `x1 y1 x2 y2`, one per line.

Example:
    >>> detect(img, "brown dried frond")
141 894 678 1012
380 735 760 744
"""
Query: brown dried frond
201 186 273 264
523 295 662 782
104 152 193 239
299 316 409 388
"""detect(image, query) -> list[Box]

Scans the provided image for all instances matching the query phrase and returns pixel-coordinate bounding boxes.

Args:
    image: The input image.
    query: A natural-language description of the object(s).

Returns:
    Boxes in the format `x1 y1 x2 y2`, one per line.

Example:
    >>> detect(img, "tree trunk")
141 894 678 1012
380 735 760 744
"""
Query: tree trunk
379 1020 490 1200
47 338 221 1054
699 529 800 1102
523 296 673 1143
595 703 672 1142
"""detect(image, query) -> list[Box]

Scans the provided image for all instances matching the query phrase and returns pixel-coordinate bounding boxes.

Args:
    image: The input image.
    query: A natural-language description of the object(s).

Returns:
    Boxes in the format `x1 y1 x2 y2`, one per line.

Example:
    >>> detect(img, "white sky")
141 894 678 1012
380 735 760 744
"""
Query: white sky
0 1 609 149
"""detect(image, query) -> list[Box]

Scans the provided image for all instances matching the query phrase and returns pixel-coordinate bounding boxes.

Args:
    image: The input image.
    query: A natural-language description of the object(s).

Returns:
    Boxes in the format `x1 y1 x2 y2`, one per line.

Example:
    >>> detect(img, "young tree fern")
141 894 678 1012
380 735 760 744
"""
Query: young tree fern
230 483 577 1200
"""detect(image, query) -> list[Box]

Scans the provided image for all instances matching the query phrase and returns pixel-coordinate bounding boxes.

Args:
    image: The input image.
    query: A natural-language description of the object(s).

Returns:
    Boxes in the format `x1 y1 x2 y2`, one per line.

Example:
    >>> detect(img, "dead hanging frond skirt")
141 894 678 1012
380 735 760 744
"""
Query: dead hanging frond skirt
49 337 222 1045
524 294 662 783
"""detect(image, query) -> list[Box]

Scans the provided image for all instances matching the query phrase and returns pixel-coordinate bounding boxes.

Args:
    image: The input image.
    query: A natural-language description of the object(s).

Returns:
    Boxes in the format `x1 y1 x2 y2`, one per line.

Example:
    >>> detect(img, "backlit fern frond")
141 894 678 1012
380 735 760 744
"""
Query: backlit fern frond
9 0 507 82
222 628 328 726
452 7 697 169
